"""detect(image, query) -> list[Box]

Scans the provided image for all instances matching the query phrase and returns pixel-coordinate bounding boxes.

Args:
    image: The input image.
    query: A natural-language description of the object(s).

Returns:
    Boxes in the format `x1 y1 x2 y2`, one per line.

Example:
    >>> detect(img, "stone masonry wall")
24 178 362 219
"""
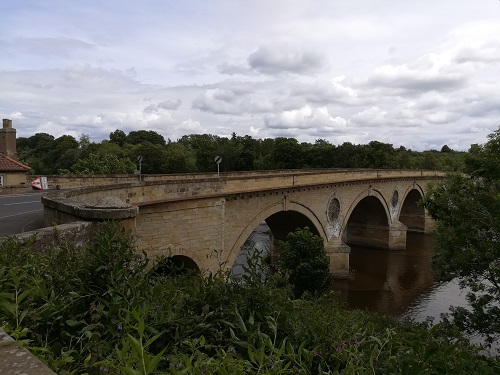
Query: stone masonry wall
127 177 433 275
135 197 225 271
40 170 440 275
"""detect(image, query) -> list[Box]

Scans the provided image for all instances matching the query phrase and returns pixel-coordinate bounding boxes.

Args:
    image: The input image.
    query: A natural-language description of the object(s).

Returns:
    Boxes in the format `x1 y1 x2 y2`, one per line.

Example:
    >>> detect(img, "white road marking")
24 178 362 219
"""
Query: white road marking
2 201 41 205
0 193 42 199
0 209 43 219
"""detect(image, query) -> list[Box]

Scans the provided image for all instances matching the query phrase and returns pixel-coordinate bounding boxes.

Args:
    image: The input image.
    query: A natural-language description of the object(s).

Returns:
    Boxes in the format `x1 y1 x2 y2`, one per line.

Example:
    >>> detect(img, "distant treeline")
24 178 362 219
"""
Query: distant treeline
17 130 467 175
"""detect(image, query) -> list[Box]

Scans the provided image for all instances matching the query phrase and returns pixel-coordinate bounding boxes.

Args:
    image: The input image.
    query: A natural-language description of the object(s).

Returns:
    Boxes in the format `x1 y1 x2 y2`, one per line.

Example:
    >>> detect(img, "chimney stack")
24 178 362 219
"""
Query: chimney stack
0 119 18 160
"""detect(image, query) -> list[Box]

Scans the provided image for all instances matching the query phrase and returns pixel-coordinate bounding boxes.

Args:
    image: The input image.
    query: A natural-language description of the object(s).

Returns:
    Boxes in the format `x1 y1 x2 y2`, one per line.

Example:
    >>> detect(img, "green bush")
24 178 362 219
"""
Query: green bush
1 222 498 374
278 227 332 298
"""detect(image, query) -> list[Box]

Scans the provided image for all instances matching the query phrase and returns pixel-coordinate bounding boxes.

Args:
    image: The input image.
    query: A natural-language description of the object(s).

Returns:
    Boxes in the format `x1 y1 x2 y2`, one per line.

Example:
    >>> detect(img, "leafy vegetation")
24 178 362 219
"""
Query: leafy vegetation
69 153 136 175
279 227 332 298
16 129 467 176
1 223 498 374
424 126 500 346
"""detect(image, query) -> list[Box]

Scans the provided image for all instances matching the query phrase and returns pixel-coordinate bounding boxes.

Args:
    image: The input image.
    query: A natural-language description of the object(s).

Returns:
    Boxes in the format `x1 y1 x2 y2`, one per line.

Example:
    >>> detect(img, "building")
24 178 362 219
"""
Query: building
0 119 31 187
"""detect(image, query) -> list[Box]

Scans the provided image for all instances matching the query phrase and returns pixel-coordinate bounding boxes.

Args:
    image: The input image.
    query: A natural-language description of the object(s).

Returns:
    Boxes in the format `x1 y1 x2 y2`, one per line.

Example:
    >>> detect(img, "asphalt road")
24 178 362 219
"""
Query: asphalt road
0 192 46 236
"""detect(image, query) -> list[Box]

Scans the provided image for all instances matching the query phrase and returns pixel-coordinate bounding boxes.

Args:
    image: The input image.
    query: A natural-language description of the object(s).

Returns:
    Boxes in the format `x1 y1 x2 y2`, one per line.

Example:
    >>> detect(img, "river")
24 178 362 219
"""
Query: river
232 223 499 355
333 231 444 318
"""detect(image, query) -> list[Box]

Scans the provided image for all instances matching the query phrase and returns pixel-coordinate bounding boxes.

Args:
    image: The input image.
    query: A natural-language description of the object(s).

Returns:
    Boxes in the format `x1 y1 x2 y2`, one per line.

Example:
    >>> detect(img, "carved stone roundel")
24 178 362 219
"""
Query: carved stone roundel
327 197 341 223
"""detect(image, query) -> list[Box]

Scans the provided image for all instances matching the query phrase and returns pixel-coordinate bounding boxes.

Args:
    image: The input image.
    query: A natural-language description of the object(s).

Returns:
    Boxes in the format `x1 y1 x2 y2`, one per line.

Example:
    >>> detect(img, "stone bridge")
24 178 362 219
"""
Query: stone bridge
41 169 442 278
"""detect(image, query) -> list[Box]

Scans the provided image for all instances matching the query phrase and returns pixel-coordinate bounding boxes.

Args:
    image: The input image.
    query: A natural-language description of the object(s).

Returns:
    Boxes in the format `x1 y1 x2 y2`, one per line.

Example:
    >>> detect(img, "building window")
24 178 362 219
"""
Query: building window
0 175 4 186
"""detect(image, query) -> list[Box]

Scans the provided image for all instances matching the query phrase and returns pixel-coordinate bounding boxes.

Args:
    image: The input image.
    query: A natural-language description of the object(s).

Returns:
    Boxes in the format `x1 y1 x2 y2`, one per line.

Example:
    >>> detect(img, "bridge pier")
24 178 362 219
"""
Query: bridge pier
345 221 408 250
387 221 407 250
399 211 435 234
423 212 436 233
325 239 351 279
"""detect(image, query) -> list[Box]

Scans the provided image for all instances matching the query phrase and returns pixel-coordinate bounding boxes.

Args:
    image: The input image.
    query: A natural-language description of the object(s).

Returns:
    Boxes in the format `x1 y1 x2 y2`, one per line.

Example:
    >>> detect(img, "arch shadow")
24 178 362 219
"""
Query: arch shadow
341 189 391 234
151 255 201 276
147 245 204 275
399 184 426 232
341 189 392 249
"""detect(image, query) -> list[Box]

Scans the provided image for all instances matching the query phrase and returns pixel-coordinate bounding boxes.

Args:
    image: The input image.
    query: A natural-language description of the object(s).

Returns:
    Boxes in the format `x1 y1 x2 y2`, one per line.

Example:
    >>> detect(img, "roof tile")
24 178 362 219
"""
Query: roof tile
0 153 31 171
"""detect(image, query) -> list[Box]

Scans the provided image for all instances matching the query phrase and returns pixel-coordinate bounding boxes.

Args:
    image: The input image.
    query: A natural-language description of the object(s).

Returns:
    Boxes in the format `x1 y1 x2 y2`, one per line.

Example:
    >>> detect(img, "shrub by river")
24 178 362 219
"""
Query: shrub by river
1 223 499 374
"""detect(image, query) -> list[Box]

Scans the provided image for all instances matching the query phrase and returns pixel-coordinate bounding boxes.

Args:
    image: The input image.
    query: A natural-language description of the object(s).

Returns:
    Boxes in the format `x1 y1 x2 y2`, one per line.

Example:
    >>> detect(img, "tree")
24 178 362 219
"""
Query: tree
423 126 500 345
16 133 55 174
79 134 91 150
45 135 80 173
363 141 396 168
279 227 332 298
395 145 412 169
127 130 166 146
72 153 135 175
178 134 219 172
96 140 128 158
303 139 336 168
109 129 127 147
465 128 500 180
440 144 453 153
269 138 303 169
130 142 167 174
334 142 364 168
163 143 197 173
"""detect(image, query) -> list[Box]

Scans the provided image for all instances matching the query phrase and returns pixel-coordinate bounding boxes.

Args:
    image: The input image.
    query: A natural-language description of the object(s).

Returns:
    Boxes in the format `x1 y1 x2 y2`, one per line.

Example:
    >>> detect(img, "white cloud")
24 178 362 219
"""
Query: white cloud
192 84 276 115
248 45 329 75
193 88 240 114
454 42 500 64
367 54 465 92
1 0 500 150
265 105 347 134
218 62 253 76
144 99 182 113
7 37 95 58
351 106 389 127
180 119 204 134
423 111 458 125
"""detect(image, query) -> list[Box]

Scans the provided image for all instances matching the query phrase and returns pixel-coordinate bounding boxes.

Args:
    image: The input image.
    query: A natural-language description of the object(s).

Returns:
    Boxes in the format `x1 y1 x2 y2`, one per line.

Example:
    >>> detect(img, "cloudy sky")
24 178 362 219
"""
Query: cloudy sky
1 1 499 150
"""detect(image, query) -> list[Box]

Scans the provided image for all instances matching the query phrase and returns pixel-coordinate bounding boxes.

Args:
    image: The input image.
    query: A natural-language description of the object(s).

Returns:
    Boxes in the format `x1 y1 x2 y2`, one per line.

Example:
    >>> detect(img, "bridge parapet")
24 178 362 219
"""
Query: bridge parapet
222 169 442 194
43 169 443 213
43 169 442 190
0 329 55 374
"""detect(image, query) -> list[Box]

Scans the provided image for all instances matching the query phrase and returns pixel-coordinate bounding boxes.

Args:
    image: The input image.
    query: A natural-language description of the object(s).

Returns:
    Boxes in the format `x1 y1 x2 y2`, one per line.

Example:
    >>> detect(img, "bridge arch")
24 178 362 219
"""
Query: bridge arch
341 189 392 249
341 188 391 231
152 255 200 276
399 184 426 232
147 245 204 274
226 199 326 269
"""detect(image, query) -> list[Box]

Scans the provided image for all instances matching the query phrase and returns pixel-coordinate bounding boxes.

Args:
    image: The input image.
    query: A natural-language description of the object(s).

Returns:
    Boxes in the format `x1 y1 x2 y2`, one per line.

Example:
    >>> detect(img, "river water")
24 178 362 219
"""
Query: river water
232 224 499 355
333 231 448 319
233 226 447 319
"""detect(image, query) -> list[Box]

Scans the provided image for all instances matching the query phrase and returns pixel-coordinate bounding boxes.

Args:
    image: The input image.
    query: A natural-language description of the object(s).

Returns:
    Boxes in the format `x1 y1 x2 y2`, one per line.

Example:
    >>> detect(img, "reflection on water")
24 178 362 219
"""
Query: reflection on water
231 223 272 277
332 232 438 317
235 228 445 319
331 231 500 355
400 279 468 322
